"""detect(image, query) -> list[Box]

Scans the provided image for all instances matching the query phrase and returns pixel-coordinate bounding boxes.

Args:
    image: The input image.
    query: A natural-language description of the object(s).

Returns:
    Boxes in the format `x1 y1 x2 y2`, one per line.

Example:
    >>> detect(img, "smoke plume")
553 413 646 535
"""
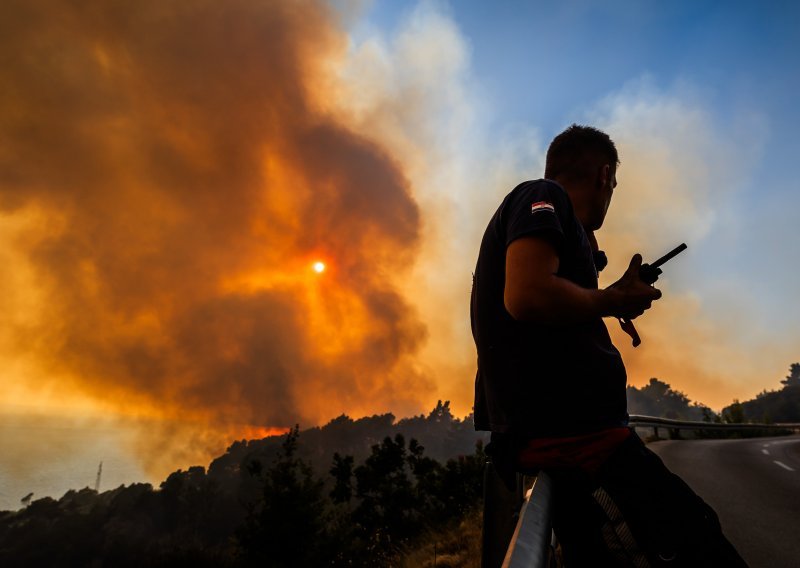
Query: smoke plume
0 0 433 471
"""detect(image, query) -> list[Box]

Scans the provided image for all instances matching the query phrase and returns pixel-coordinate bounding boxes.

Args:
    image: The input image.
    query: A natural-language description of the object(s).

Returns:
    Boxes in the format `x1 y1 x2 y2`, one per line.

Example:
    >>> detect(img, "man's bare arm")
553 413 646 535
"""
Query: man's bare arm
504 236 661 324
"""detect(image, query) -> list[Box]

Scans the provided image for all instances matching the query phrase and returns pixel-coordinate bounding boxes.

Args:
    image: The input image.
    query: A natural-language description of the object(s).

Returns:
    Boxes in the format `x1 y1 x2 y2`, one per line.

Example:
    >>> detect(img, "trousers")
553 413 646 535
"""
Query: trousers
548 432 748 567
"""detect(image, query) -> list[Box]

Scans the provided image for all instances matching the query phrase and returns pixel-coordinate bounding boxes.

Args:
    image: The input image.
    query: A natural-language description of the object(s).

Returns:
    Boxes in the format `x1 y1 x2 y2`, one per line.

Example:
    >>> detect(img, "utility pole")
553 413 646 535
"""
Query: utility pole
95 461 103 492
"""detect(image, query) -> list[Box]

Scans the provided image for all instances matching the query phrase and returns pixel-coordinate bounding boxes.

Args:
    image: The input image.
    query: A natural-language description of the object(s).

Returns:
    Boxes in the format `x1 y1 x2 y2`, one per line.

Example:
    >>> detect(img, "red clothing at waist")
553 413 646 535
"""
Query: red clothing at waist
515 427 631 475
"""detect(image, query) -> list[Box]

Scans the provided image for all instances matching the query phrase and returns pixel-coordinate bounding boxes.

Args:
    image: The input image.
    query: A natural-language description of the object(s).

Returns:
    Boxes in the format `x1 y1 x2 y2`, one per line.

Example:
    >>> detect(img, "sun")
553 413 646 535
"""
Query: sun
312 261 326 274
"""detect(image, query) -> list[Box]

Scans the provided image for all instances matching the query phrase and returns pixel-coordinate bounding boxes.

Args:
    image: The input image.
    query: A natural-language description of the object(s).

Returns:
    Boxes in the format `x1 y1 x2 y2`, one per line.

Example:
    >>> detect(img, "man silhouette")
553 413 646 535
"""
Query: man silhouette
471 125 746 566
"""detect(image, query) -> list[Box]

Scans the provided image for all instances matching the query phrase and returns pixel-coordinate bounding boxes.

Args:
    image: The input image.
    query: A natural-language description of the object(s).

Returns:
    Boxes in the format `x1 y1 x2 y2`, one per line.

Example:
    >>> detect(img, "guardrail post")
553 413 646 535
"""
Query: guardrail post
481 460 523 568
502 472 555 568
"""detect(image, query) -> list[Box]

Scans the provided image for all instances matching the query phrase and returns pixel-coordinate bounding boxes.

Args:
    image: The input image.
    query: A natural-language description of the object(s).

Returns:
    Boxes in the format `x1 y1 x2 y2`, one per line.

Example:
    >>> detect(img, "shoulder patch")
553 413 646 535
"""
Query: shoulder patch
531 201 555 214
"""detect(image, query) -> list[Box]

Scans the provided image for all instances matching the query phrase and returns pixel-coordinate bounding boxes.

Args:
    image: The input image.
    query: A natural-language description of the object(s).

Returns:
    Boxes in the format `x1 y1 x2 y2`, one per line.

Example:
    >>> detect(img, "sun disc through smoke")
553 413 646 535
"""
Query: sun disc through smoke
313 261 326 274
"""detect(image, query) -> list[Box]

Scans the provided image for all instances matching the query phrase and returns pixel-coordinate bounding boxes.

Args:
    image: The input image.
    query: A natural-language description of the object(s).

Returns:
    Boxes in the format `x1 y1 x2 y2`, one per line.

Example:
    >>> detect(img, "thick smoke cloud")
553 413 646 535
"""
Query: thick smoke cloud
321 2 531 412
586 80 798 408
326 4 796 413
0 0 432 466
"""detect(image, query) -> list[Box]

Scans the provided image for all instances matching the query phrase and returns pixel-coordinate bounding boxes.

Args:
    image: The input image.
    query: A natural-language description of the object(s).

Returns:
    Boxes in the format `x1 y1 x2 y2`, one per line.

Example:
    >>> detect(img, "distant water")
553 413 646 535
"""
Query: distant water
0 412 154 511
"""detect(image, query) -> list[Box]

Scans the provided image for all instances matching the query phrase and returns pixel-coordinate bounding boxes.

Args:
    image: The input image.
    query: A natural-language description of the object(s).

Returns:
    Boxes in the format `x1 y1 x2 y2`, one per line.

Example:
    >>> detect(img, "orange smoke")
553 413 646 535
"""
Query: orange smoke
0 0 434 473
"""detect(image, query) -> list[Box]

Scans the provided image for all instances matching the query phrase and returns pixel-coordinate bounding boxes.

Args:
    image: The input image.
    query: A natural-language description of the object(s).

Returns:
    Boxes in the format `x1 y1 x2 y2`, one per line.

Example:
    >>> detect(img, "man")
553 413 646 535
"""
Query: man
471 125 746 566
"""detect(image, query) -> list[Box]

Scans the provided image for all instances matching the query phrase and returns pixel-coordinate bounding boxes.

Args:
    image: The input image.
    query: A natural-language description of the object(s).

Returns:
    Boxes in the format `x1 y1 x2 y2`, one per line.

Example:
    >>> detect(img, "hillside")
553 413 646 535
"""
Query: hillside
0 402 487 567
209 400 487 481
721 364 800 423
3 376 787 566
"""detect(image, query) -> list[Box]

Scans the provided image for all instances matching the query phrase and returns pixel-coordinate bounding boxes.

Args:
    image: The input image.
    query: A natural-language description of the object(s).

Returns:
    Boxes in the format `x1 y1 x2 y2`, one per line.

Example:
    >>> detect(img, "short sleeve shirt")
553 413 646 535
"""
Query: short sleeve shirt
471 179 628 436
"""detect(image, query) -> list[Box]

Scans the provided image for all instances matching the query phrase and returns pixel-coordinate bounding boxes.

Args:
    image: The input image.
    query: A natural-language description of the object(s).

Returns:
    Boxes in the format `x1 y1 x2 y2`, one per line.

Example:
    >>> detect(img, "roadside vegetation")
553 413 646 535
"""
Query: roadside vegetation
2 363 797 565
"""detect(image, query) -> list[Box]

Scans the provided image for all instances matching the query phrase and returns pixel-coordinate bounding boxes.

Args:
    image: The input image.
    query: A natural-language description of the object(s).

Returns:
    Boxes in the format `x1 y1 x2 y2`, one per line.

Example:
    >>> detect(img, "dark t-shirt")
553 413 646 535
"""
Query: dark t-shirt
471 179 628 436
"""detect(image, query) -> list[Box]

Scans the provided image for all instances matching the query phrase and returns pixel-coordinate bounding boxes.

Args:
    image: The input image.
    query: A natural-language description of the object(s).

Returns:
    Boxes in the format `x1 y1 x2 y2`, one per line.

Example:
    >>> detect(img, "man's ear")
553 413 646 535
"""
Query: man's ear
596 163 610 189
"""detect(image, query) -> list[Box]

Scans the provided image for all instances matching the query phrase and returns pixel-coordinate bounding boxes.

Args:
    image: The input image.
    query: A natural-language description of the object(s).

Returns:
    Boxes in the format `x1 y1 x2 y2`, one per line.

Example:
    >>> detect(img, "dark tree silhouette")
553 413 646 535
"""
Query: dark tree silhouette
352 434 417 557
627 378 712 421
0 404 489 567
723 400 745 424
721 362 800 423
781 363 800 388
238 426 331 567
329 453 354 504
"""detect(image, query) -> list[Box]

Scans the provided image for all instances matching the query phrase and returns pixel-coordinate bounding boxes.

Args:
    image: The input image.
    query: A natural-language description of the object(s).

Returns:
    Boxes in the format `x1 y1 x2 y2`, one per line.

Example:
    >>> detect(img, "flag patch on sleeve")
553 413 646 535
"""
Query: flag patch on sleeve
531 201 555 214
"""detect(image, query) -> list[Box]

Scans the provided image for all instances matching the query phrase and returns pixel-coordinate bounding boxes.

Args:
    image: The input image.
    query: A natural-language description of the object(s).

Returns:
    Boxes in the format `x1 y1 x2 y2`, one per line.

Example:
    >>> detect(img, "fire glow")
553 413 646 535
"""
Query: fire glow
0 0 432 477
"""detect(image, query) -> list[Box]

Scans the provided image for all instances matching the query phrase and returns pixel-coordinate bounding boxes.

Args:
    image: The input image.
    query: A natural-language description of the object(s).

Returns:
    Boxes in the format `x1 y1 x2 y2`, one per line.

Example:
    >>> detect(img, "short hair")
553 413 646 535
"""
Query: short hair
544 124 619 182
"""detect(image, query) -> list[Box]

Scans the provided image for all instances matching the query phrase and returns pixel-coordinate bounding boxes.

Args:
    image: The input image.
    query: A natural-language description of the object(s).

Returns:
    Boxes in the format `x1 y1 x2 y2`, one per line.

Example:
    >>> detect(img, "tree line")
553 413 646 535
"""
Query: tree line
0 403 485 567
720 363 800 424
3 364 797 566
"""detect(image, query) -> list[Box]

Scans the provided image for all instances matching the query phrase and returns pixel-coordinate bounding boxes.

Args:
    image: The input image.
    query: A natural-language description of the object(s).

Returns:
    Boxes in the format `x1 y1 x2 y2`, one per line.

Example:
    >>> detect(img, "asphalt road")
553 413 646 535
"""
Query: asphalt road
648 435 800 568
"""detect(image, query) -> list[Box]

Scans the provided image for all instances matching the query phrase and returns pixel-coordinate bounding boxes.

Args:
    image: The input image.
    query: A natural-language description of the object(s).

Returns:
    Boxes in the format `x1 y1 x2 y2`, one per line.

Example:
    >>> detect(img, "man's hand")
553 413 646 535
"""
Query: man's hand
605 254 662 320
504 237 662 325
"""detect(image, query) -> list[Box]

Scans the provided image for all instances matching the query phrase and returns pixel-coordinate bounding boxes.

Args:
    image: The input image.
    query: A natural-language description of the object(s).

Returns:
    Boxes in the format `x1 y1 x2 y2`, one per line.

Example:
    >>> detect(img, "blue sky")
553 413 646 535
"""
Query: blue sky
360 0 800 164
336 0 800 408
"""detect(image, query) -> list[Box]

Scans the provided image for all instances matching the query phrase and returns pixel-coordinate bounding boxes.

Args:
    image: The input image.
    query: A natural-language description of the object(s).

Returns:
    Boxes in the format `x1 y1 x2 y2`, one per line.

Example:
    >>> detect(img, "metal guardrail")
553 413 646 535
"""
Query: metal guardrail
629 414 800 438
485 416 800 568
501 472 554 568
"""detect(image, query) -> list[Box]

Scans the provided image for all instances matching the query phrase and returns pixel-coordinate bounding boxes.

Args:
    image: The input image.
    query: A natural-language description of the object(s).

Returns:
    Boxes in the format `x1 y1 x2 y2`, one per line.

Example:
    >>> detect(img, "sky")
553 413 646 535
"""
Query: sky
1 0 799 482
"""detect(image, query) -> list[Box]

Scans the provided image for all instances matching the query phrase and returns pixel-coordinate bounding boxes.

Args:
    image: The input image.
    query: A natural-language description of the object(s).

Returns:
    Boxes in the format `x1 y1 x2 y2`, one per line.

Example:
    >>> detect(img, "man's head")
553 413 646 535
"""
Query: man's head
545 124 619 231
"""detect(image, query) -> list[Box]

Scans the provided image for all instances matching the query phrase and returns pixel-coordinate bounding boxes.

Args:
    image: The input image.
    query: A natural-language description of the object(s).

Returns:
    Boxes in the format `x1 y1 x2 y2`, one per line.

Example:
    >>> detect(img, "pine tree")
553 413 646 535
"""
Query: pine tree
238 426 330 567
781 363 800 388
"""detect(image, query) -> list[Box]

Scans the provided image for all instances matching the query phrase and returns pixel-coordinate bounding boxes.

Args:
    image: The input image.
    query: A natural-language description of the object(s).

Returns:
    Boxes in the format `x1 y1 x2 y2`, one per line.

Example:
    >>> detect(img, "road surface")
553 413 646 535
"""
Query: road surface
649 435 800 568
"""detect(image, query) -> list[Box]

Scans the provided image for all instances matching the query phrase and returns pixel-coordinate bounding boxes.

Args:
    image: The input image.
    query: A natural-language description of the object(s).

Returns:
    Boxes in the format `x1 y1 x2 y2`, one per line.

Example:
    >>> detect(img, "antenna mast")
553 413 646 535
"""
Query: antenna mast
95 461 103 492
